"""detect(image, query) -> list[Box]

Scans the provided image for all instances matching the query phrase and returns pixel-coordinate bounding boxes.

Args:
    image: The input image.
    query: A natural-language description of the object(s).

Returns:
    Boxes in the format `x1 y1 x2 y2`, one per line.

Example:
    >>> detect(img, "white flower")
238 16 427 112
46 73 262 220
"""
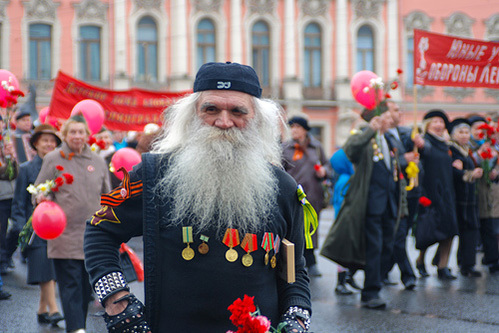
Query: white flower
26 184 38 195
363 87 370 93
91 143 98 152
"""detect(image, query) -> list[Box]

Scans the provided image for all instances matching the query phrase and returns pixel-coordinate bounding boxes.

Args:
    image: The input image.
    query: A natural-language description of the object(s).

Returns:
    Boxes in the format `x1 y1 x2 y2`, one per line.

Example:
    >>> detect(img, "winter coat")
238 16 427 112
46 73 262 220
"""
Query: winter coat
35 142 110 259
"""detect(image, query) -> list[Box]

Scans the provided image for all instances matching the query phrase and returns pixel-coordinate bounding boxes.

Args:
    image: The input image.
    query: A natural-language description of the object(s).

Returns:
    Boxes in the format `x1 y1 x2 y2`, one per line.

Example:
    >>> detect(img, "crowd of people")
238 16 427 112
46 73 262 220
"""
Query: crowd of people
0 61 498 332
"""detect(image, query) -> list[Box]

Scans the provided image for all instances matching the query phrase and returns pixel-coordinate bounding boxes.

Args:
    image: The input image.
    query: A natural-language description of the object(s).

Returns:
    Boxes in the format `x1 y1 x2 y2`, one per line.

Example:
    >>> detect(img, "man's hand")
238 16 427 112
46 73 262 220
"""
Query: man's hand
2 141 14 156
404 152 420 164
472 168 483 179
490 169 498 180
368 116 382 131
315 166 326 178
452 160 463 170
412 134 425 149
104 290 130 316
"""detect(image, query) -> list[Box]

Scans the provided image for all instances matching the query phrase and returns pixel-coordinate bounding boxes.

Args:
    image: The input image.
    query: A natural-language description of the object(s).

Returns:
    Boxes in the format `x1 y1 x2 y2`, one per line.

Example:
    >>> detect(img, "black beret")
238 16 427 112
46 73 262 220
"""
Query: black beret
288 116 310 131
193 62 262 98
467 115 486 126
423 109 450 129
449 118 470 134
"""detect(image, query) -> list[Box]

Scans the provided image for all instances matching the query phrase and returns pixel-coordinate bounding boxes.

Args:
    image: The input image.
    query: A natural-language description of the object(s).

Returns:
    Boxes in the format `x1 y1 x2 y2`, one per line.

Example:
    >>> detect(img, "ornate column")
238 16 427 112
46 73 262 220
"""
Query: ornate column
282 0 302 116
170 0 191 90
230 0 243 63
114 0 129 89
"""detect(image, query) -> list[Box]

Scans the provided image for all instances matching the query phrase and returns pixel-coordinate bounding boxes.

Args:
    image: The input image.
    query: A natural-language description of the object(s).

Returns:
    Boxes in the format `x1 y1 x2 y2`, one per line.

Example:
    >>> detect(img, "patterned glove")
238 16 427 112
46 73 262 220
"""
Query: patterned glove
103 293 151 333
279 306 311 333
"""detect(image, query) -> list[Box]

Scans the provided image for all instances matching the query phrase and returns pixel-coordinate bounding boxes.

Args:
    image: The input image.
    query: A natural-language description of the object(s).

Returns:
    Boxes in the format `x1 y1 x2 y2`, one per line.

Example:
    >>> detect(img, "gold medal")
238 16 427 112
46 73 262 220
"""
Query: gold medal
261 232 274 266
264 252 269 266
270 255 277 268
182 246 195 260
242 253 253 267
198 242 209 254
226 248 238 262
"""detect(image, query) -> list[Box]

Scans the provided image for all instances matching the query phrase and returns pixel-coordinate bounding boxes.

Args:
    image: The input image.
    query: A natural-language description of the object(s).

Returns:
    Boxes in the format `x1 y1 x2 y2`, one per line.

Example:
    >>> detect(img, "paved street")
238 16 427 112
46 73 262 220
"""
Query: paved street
0 207 498 332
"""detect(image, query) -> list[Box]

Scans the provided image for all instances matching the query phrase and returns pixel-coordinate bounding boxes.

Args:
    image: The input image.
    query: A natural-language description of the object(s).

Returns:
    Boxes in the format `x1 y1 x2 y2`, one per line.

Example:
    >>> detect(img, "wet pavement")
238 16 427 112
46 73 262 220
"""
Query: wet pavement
0 207 498 332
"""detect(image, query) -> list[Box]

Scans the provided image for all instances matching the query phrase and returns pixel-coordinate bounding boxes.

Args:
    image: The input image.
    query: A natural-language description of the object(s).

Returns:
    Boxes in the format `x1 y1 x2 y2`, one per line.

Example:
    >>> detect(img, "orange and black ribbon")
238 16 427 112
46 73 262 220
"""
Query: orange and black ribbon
100 167 143 207
292 143 304 161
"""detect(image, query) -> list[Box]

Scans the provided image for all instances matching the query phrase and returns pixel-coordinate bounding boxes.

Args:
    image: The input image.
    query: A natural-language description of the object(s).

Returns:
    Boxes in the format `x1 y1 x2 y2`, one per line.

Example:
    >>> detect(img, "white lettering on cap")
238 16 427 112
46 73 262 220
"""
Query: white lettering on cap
217 81 231 89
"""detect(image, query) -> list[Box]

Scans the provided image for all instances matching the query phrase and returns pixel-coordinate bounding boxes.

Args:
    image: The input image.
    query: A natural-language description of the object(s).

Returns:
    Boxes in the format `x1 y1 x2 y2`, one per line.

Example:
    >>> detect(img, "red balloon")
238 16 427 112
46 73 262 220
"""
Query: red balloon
0 69 20 108
39 107 50 123
70 99 105 135
350 70 384 109
32 201 67 240
111 148 142 180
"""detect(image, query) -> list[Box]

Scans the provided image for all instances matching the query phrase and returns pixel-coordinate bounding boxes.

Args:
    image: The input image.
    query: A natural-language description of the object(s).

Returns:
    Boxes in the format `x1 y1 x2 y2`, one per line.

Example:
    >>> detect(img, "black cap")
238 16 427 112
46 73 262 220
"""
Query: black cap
449 118 470 134
288 116 311 131
467 115 486 126
423 109 450 129
193 62 262 98
361 101 389 122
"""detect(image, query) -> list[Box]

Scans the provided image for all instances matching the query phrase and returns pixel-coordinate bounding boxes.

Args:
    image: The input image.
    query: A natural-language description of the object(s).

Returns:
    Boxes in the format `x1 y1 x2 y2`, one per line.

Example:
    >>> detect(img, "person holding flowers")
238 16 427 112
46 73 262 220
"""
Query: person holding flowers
415 110 459 280
469 115 499 274
10 124 64 325
84 62 311 333
448 118 483 277
35 115 110 333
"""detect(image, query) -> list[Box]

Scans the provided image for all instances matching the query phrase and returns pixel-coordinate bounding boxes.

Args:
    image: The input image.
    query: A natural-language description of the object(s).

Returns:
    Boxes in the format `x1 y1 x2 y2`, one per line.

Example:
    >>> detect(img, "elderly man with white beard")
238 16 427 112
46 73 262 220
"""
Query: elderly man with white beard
84 62 312 333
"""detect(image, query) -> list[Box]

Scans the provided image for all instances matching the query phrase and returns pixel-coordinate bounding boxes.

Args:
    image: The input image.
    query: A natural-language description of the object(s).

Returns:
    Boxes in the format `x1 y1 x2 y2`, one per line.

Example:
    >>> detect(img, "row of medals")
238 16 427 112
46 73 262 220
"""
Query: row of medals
181 241 277 268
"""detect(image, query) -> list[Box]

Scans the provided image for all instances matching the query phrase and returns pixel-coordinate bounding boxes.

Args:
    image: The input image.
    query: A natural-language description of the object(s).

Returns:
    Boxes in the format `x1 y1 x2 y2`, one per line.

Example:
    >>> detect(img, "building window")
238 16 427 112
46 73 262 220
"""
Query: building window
79 26 101 81
304 23 322 88
356 25 374 72
137 16 158 82
252 21 270 88
29 24 52 80
407 37 414 87
197 19 216 70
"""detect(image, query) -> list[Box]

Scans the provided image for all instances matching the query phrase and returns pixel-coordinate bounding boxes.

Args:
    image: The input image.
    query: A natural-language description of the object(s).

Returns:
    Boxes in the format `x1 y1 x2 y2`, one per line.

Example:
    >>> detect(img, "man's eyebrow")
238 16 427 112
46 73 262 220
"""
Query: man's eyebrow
200 102 217 110
232 106 249 114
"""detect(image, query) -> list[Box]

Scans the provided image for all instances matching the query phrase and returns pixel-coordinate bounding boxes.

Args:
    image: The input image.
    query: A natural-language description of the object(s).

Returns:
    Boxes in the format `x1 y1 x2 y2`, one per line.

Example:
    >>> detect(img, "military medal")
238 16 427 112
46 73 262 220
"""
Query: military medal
261 232 274 266
271 235 281 269
371 138 383 162
182 226 195 261
223 228 240 262
240 233 257 267
198 234 210 254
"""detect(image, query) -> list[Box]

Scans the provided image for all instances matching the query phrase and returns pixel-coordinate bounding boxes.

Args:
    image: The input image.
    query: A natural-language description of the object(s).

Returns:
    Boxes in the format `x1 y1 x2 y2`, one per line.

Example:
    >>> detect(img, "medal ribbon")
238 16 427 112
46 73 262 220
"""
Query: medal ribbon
274 235 281 254
261 232 274 252
296 185 318 249
223 228 240 248
240 234 257 253
200 234 209 242
182 226 193 244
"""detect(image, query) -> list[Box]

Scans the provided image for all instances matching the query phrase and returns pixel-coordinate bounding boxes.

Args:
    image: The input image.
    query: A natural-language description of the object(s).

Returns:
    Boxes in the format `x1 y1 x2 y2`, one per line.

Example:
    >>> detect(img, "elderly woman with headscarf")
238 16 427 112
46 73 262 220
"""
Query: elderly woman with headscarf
415 110 459 280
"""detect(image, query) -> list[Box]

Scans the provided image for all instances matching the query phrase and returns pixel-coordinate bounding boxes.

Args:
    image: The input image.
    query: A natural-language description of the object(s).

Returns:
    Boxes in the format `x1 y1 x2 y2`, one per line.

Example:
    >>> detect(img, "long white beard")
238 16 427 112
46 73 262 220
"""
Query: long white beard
155 119 278 236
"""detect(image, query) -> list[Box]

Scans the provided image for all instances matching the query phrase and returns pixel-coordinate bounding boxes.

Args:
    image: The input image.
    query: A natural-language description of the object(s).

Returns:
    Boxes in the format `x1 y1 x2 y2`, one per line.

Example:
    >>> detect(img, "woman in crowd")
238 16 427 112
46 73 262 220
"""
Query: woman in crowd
415 110 459 280
282 116 330 277
35 115 110 333
448 119 483 277
11 124 64 324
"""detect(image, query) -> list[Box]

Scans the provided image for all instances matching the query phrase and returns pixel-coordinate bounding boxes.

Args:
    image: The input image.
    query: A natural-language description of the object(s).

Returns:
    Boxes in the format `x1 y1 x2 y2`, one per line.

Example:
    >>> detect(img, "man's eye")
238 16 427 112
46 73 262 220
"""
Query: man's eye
205 107 218 113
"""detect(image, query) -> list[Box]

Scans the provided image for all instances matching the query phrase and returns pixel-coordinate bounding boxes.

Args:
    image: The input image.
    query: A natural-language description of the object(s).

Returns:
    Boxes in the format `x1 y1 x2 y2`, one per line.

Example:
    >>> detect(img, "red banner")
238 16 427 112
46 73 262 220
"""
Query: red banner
414 29 499 88
49 71 192 131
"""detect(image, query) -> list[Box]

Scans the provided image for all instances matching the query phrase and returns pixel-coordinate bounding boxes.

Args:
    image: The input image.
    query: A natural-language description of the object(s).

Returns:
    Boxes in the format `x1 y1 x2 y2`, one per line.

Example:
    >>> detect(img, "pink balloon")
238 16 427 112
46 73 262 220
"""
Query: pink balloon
111 148 142 180
39 107 50 123
350 70 384 110
32 201 67 240
0 69 20 108
70 99 105 135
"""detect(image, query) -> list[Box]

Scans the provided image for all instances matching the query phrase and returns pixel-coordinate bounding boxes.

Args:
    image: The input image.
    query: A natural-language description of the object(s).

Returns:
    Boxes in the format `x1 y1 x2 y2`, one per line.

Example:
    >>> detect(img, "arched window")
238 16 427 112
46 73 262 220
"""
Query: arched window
197 19 216 70
137 16 158 82
252 21 270 88
304 23 322 87
357 25 374 72
29 24 52 80
407 37 414 87
79 26 101 81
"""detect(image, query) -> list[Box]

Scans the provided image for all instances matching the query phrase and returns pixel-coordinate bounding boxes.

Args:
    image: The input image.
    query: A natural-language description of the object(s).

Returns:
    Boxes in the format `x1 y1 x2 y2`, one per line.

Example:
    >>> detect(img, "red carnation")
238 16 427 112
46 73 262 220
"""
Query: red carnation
390 81 398 90
492 138 497 145
228 295 256 327
478 132 485 139
56 165 64 171
97 140 106 150
385 93 392 99
486 117 492 123
52 186 59 192
54 177 64 187
397 69 403 74
0 134 3 141
62 173 74 184
314 164 321 171
419 196 432 207
88 136 97 145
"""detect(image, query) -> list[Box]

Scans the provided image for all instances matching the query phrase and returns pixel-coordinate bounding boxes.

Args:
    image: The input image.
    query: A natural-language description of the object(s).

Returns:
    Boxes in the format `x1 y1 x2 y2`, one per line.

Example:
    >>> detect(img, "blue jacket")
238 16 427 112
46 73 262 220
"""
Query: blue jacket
330 149 354 218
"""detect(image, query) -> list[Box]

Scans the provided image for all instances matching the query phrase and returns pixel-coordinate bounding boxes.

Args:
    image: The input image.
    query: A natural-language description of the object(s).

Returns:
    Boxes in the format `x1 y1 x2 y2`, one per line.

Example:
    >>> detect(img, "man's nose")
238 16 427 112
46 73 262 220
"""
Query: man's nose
214 110 235 129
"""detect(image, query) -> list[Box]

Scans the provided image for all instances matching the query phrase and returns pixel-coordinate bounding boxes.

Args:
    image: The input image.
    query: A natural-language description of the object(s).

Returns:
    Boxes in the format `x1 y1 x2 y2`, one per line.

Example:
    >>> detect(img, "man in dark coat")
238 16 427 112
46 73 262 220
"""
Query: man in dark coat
321 102 411 309
84 62 312 333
